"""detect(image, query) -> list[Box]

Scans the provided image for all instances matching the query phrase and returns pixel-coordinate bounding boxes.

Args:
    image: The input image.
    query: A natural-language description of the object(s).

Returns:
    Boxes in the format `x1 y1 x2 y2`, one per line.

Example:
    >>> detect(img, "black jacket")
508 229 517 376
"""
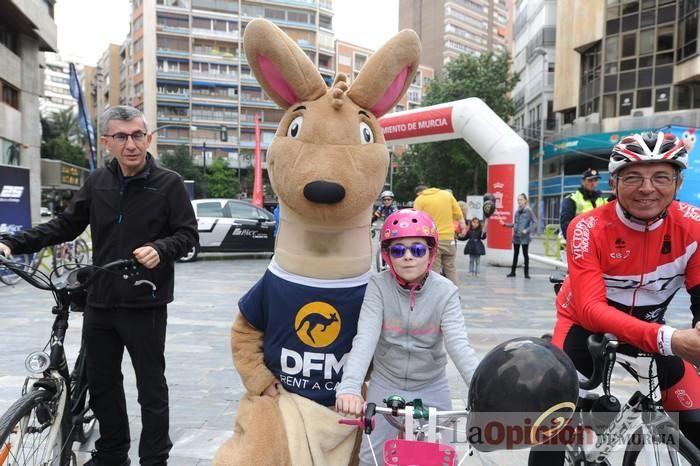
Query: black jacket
2 155 198 309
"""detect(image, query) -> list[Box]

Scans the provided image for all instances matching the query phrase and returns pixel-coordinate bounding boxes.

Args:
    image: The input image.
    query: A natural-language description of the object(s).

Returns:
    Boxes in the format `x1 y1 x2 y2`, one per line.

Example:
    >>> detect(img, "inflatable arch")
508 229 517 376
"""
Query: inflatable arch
378 98 529 265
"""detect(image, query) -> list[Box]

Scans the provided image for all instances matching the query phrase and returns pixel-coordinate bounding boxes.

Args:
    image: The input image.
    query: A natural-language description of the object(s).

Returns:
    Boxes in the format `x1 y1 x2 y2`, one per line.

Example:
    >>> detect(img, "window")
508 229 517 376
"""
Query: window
622 33 636 56
1 80 19 109
198 202 224 217
319 14 332 30
603 94 617 118
657 25 674 51
639 28 655 55
618 92 634 115
655 87 670 111
637 88 652 107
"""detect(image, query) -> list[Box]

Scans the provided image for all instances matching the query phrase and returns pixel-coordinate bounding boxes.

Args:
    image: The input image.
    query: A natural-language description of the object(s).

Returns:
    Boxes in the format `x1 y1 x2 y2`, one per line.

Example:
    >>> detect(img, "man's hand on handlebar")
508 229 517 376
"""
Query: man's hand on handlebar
336 393 364 416
0 242 11 257
671 323 700 367
133 246 160 269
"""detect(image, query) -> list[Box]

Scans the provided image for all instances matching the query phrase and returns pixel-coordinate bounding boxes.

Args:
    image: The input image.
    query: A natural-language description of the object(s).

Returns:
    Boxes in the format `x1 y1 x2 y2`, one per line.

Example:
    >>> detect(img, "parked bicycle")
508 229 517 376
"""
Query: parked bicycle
0 255 151 466
339 396 471 466
0 238 91 286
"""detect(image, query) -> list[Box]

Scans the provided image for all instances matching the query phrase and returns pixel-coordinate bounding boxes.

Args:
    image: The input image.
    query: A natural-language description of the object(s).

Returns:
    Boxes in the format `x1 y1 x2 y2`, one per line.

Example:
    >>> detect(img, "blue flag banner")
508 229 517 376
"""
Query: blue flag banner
69 63 96 172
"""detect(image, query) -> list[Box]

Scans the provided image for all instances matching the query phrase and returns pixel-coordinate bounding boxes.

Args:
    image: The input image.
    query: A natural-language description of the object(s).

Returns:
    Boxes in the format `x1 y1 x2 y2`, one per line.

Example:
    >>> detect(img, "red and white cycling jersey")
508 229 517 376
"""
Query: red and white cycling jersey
555 200 700 354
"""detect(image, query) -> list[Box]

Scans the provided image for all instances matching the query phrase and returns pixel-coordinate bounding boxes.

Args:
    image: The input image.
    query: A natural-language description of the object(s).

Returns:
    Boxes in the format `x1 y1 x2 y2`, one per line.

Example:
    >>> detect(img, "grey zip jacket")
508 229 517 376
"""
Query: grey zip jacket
336 271 479 396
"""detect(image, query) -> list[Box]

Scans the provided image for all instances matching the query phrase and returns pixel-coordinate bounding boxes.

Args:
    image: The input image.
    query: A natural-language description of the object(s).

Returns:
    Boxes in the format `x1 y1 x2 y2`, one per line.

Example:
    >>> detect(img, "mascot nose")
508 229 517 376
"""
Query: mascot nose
303 181 346 204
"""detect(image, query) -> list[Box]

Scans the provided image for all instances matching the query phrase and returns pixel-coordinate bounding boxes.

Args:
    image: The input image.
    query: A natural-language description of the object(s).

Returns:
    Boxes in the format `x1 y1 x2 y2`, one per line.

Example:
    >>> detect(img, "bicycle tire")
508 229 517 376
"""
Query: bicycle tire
63 239 89 270
70 348 96 444
622 426 700 465
0 388 72 466
0 254 30 286
52 246 66 278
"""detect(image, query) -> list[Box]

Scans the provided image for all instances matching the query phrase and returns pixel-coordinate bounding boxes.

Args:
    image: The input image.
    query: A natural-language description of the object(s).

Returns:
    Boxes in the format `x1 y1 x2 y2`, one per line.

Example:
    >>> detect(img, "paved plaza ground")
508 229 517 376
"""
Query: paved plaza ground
0 238 693 465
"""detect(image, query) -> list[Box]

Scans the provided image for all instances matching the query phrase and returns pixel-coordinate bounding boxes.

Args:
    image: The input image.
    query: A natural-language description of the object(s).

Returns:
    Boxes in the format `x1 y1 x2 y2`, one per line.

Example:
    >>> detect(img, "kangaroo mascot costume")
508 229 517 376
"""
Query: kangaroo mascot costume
212 18 420 466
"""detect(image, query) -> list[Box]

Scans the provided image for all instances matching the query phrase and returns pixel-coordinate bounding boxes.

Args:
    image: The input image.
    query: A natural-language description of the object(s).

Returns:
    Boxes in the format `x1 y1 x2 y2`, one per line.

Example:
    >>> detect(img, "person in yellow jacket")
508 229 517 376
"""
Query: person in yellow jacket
559 168 608 261
414 185 466 285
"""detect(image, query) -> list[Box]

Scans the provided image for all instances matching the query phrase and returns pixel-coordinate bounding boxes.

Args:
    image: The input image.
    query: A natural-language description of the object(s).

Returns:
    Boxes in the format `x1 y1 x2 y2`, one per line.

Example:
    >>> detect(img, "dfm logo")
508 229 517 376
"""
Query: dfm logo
0 185 24 199
294 301 341 348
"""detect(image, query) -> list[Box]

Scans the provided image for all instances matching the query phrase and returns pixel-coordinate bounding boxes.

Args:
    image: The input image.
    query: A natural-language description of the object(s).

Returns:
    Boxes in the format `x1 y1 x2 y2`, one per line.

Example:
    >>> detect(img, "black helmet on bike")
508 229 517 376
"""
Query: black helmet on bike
467 337 579 452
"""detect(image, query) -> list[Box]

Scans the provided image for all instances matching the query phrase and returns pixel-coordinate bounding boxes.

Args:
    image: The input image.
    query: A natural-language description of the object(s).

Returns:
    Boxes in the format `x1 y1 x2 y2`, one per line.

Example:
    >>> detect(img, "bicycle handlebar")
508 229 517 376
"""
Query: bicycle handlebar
578 333 619 391
338 399 469 435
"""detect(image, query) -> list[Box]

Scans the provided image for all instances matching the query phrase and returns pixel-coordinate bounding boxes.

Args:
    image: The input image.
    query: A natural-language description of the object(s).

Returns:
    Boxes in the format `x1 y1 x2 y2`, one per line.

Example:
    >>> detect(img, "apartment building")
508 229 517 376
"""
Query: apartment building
511 0 557 222
545 0 700 218
399 0 512 77
40 53 78 118
0 0 57 222
126 0 334 191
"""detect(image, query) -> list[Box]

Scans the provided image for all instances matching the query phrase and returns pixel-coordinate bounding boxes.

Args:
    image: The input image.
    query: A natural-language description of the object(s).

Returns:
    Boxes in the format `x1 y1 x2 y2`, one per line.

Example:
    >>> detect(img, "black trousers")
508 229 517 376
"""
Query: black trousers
84 306 172 465
510 243 529 275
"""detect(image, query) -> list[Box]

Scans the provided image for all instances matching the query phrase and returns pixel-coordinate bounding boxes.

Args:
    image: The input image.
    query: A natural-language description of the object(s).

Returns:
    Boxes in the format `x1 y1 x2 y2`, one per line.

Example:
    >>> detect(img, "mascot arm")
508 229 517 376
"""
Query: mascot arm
232 312 277 395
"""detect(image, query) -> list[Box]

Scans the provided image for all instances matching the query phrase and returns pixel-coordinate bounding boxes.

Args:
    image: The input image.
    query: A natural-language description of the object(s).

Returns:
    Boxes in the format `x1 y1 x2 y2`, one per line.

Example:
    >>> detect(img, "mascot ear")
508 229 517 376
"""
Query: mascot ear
243 18 328 109
346 30 421 118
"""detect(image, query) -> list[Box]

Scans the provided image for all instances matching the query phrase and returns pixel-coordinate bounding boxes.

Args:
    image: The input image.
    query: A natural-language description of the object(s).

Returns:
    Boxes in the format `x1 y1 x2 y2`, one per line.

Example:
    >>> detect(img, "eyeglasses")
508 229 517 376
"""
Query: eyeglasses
617 174 677 188
387 243 428 259
103 131 147 145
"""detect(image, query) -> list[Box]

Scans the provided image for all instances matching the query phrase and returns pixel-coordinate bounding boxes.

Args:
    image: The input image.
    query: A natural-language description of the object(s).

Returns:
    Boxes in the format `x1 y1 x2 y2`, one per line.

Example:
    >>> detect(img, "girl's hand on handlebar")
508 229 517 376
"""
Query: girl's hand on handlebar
133 246 160 269
336 394 364 416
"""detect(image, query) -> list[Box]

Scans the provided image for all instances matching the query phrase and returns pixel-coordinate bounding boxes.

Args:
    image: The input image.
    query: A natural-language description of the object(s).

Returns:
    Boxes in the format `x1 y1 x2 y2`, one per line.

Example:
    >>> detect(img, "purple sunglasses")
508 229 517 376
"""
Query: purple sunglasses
387 243 429 259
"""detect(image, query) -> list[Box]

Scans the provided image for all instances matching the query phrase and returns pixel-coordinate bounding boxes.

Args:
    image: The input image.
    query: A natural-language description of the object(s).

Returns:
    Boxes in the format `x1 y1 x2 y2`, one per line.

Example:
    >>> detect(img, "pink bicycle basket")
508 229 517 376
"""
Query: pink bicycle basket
383 439 456 466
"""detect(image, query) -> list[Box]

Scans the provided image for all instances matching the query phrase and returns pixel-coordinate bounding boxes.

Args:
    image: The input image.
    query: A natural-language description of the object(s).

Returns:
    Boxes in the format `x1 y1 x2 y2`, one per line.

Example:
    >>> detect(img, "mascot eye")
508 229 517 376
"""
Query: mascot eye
287 116 303 138
359 122 374 144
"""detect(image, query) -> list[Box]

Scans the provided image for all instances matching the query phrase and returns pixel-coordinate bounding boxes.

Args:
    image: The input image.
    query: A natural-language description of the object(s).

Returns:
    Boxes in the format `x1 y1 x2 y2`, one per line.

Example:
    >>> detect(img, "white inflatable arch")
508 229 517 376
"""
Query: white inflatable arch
378 98 529 265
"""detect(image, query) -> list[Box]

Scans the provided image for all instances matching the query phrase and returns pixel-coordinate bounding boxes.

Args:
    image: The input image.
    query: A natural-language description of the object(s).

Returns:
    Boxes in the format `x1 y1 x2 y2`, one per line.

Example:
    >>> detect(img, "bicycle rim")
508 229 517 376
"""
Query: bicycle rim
622 427 700 465
0 389 72 466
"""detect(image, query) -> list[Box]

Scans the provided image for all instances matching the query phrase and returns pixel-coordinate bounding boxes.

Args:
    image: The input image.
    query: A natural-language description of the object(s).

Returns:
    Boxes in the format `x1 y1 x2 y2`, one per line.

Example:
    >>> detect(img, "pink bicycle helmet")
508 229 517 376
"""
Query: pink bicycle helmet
380 209 438 302
609 131 688 175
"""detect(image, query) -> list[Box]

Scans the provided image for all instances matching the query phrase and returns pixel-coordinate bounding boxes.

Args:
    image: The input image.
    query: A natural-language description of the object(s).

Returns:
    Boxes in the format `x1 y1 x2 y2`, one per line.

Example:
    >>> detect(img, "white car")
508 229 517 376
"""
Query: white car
180 199 276 262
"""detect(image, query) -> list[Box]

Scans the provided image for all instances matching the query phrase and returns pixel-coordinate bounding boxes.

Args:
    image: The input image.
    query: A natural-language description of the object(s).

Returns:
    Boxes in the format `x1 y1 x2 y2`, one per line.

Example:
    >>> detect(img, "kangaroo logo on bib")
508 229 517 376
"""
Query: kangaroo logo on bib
294 302 341 348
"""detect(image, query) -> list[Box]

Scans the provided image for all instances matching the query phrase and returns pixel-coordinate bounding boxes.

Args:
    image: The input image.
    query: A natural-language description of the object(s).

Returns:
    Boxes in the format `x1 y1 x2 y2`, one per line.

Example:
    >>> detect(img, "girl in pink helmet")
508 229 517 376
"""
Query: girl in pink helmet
335 209 480 464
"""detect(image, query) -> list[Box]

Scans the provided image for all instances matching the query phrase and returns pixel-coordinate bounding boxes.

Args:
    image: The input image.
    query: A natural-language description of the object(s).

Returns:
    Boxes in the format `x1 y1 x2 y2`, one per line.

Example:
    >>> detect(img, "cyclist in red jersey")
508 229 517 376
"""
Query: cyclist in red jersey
530 131 700 464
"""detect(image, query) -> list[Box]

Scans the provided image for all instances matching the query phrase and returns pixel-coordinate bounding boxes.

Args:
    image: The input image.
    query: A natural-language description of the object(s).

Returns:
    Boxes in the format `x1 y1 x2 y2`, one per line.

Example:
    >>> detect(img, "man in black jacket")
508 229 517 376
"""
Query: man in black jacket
0 105 198 466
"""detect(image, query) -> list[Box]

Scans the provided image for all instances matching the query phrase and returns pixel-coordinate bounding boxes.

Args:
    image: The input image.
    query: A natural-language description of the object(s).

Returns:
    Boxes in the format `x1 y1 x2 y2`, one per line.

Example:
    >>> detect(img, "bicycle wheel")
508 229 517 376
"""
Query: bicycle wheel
0 388 73 466
70 348 96 444
52 246 66 278
63 240 89 270
0 254 30 286
622 426 700 465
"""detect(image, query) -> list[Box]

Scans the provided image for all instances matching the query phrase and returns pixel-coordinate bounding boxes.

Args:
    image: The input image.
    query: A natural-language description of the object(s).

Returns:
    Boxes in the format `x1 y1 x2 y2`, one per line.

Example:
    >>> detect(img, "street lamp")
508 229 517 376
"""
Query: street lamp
534 47 548 234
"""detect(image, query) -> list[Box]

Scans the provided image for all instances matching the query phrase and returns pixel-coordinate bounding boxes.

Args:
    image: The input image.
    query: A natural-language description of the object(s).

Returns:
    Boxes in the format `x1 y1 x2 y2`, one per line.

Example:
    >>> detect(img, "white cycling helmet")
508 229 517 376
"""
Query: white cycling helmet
609 131 688 175
380 190 394 199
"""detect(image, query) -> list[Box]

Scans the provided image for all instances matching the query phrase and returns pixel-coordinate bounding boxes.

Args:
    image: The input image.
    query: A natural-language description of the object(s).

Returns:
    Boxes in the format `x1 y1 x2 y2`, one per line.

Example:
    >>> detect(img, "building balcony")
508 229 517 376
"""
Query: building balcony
192 137 238 146
157 114 190 122
156 70 190 80
156 24 190 36
191 94 238 105
192 115 239 125
191 51 240 64
157 91 189 101
156 48 190 58
191 71 238 82
192 28 241 41
240 98 277 108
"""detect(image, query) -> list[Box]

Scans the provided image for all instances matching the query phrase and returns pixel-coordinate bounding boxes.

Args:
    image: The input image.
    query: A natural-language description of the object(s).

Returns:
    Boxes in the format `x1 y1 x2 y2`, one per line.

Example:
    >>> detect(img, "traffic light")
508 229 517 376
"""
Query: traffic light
220 126 228 142
391 162 398 174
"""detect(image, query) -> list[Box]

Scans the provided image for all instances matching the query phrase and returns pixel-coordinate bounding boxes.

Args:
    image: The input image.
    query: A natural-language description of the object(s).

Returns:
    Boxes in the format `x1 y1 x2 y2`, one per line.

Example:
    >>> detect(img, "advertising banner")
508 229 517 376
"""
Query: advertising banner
487 164 515 250
666 126 700 206
380 106 454 141
0 165 31 235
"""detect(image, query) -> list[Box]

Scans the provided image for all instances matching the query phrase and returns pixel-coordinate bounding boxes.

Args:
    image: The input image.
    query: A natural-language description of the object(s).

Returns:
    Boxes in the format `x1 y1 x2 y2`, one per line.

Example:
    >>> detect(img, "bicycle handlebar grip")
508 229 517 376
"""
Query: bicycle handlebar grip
364 402 376 434
338 419 362 427
579 333 618 390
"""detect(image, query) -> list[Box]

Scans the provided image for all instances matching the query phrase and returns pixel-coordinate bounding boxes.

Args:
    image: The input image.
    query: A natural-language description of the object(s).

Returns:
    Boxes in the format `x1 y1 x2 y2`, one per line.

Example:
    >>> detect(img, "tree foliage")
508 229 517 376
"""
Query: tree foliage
205 157 240 198
160 145 206 197
395 52 519 201
40 108 89 167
